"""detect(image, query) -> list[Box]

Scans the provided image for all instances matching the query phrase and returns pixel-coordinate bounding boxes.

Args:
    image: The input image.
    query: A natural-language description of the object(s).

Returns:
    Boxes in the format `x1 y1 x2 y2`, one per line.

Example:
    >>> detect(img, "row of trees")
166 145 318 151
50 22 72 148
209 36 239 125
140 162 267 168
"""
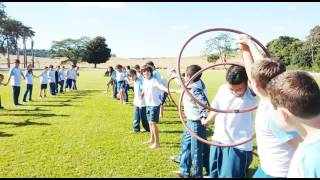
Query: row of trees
0 2 36 68
267 25 320 69
50 36 111 68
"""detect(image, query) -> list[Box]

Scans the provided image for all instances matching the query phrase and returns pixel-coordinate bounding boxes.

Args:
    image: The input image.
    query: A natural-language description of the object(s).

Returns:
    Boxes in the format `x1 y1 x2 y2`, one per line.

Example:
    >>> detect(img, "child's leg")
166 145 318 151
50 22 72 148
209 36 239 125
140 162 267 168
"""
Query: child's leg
179 129 192 177
153 122 160 146
140 107 150 132
29 85 33 100
190 121 205 178
133 106 141 132
23 86 30 102
209 143 222 178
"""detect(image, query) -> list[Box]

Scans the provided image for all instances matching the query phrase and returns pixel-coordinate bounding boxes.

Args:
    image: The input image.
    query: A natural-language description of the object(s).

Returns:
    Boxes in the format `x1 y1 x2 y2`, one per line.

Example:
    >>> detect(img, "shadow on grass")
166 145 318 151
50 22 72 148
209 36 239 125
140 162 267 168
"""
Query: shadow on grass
3 108 50 112
159 120 181 125
0 119 51 127
24 103 79 107
160 142 180 148
0 113 69 118
0 131 15 137
160 130 183 134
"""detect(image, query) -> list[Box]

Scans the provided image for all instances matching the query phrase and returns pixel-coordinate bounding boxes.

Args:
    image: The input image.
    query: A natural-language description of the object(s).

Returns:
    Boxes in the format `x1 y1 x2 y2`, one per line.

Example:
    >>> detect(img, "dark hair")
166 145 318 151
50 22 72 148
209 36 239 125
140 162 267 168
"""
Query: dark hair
134 65 140 71
116 64 122 70
182 73 186 77
186 65 202 83
49 65 54 68
126 65 131 70
15 59 20 64
266 71 320 119
251 59 286 90
226 65 248 85
129 69 137 76
146 61 155 68
0 74 4 79
141 65 153 77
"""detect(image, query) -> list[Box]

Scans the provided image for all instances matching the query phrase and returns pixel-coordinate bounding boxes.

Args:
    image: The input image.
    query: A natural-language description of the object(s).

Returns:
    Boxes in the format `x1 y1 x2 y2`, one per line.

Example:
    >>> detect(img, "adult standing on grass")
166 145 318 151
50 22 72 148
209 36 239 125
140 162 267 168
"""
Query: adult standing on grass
5 60 25 106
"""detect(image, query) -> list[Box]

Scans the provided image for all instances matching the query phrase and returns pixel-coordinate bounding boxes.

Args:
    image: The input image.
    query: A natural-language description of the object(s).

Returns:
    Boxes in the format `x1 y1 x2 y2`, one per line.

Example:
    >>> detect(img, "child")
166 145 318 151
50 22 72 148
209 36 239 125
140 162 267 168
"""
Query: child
58 66 66 93
65 65 74 92
5 59 25 106
0 74 5 108
173 65 209 178
266 71 320 178
239 34 301 178
202 65 256 178
115 64 127 104
23 64 34 102
140 65 172 149
129 69 150 133
73 66 79 91
48 65 57 96
55 66 60 94
39 66 49 98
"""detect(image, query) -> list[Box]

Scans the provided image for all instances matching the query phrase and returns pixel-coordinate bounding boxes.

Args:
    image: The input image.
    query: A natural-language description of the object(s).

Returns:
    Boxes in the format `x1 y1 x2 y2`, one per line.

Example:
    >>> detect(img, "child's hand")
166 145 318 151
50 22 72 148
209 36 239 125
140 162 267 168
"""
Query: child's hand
201 119 208 127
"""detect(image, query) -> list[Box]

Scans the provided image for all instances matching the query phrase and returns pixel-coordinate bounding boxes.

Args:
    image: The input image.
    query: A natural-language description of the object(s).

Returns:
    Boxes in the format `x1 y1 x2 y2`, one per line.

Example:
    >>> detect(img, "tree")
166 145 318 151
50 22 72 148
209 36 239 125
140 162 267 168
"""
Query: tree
50 36 90 66
84 36 111 68
202 33 236 63
206 53 220 63
266 36 303 66
21 25 35 67
305 25 320 66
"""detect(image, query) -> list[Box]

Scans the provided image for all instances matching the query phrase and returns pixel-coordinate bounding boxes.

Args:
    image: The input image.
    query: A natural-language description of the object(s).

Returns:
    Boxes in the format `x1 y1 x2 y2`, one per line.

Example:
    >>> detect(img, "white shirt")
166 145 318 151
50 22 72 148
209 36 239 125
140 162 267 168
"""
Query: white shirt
255 100 299 177
66 69 75 80
116 71 126 82
142 78 168 107
39 71 48 84
133 77 145 107
74 69 78 80
211 84 256 151
8 67 22 86
25 71 33 85
48 70 56 83
59 70 66 81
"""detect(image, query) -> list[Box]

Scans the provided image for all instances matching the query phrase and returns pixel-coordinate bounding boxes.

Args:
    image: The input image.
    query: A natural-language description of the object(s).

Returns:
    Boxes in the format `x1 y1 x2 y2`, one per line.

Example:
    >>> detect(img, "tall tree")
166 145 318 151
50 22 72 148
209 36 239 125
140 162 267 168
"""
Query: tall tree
21 25 35 67
305 25 320 66
84 36 111 68
50 36 90 66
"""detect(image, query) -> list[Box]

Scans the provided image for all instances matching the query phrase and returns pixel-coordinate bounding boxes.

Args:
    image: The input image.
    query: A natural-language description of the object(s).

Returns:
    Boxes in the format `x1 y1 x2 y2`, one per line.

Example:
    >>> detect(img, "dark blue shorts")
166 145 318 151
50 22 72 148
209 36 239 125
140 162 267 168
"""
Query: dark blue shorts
146 106 160 123
117 81 125 91
160 92 168 105
41 84 47 90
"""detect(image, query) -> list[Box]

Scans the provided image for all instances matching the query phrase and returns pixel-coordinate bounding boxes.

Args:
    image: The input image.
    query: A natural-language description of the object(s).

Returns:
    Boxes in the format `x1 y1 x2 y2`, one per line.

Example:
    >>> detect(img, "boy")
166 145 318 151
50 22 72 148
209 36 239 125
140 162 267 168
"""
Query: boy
48 65 57 96
266 71 320 178
239 34 301 178
39 66 49 98
55 66 60 94
5 59 25 106
140 65 172 149
115 64 126 104
58 66 66 93
65 65 75 92
129 69 150 133
202 65 256 178
174 65 209 178
23 64 34 102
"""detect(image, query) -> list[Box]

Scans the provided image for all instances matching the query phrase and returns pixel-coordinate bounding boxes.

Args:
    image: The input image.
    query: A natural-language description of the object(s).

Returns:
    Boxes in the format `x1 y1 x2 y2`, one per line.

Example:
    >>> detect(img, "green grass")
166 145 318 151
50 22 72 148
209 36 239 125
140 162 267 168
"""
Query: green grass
0 68 319 177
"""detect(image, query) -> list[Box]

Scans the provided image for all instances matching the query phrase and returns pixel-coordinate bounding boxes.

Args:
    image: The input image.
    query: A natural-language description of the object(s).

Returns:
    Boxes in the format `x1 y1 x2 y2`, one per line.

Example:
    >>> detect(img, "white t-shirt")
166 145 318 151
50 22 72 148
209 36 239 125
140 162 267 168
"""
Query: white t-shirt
39 71 48 85
59 70 66 81
142 78 168 107
8 67 22 86
133 77 145 107
74 69 78 80
66 69 75 80
211 84 256 151
48 70 56 83
116 71 126 82
25 71 33 85
255 100 299 177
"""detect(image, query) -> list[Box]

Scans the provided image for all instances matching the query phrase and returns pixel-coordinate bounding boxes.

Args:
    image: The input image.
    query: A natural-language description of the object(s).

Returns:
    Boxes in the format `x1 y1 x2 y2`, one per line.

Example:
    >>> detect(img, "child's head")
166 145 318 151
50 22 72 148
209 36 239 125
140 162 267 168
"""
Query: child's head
226 65 248 97
49 65 54 69
141 65 153 79
126 65 131 70
266 71 320 131
134 65 140 72
0 74 4 83
146 61 155 70
116 64 123 72
57 65 61 70
14 59 20 68
27 64 32 70
129 69 137 81
44 66 48 71
185 65 202 84
251 59 286 97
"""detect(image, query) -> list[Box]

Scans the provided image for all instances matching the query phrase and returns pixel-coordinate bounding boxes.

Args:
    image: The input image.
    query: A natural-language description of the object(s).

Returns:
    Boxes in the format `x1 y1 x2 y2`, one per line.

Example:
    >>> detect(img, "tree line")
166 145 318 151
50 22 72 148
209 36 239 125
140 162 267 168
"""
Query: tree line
0 2 36 68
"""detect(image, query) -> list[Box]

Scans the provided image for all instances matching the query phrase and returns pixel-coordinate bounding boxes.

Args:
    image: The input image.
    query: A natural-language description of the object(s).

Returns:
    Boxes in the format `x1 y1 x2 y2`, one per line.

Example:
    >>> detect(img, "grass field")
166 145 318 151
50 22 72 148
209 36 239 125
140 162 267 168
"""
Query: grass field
0 68 319 178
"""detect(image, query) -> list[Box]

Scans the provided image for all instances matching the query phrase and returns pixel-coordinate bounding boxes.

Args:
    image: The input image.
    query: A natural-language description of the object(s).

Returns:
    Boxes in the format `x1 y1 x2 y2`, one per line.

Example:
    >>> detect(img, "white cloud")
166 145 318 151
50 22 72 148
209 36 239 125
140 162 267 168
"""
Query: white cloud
87 18 98 24
171 25 189 31
66 2 126 9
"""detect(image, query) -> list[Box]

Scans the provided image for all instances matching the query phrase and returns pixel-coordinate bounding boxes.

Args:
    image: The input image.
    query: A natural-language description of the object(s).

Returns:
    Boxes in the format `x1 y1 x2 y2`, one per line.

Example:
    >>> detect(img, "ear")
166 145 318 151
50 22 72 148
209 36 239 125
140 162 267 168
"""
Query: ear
278 107 291 122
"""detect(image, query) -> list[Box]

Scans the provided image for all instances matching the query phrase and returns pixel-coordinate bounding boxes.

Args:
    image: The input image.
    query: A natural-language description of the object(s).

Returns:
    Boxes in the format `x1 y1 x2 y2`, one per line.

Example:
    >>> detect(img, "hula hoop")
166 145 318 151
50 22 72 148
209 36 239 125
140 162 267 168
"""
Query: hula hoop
178 62 256 146
176 28 271 113
167 76 179 108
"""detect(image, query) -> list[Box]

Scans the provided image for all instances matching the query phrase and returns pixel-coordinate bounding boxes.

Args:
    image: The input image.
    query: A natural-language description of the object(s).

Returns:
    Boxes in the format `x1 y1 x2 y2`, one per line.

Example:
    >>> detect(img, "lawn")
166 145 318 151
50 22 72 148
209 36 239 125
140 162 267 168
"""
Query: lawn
0 68 319 178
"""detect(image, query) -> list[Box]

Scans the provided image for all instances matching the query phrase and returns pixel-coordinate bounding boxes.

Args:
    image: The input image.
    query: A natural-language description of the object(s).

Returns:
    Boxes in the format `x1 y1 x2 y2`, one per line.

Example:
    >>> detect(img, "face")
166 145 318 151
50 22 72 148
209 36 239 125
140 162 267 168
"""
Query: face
15 62 19 68
130 73 137 81
143 70 152 79
228 82 247 97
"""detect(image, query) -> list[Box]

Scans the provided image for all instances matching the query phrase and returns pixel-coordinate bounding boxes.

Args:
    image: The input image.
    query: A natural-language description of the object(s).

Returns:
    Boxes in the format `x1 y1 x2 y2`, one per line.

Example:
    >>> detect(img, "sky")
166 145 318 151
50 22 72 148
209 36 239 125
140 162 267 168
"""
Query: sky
4 2 320 58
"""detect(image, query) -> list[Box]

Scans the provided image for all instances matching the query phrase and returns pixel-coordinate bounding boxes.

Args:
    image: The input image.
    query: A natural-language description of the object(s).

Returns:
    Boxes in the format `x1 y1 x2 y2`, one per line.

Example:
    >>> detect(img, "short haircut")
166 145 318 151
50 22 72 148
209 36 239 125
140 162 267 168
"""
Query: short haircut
146 61 155 68
186 65 202 83
126 65 131 70
134 65 140 71
226 65 248 85
266 71 320 119
0 74 4 79
129 69 137 76
49 65 54 68
141 65 153 77
115 64 122 69
15 59 20 64
251 59 286 90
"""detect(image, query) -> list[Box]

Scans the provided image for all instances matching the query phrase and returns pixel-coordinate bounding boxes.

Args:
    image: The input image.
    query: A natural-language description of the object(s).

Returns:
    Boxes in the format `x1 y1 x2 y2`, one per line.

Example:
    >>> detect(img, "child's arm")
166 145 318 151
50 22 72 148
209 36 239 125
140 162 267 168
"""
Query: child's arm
239 36 255 85
239 34 264 62
202 111 217 127
21 71 25 80
192 88 209 123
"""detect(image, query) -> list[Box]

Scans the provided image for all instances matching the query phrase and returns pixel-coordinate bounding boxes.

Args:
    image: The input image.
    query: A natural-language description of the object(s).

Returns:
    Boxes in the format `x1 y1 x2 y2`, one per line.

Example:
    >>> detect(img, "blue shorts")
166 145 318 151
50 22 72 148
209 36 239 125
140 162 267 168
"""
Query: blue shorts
160 92 168 105
146 106 160 123
117 81 125 91
66 79 73 89
41 84 47 90
253 166 277 178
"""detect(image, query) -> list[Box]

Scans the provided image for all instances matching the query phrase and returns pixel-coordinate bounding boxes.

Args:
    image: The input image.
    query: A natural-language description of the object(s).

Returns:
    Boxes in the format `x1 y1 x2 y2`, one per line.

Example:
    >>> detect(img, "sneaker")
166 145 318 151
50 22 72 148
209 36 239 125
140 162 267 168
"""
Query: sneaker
170 155 180 164
149 144 160 149
173 170 186 178
143 141 153 145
